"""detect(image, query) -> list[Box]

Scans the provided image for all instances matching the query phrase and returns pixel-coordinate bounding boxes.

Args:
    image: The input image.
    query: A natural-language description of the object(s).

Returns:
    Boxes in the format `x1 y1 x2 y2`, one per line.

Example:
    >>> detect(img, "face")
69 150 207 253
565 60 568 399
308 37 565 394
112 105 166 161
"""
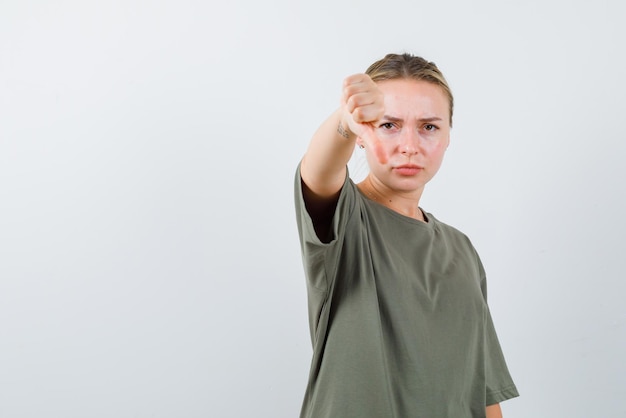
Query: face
358 78 451 195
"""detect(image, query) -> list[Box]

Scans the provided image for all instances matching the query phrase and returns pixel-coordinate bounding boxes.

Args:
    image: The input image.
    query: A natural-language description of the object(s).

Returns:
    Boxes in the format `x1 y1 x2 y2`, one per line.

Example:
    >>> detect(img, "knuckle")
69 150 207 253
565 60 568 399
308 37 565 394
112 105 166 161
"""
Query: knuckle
345 96 356 112
352 108 362 122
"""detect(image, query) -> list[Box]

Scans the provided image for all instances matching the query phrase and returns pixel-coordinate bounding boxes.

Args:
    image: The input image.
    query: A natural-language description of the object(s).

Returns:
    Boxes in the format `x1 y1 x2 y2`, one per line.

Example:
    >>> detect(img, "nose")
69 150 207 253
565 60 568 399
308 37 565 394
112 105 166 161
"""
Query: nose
399 129 420 155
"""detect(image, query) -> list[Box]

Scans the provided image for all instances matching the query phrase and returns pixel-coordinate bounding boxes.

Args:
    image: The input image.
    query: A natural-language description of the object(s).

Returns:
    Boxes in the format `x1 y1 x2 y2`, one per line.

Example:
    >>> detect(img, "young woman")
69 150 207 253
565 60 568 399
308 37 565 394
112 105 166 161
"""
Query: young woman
294 53 519 418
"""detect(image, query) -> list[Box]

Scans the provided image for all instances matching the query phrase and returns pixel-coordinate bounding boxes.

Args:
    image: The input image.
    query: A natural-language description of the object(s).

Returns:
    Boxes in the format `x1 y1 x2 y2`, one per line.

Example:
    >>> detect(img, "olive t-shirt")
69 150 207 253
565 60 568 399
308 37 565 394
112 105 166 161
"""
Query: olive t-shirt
294 167 519 418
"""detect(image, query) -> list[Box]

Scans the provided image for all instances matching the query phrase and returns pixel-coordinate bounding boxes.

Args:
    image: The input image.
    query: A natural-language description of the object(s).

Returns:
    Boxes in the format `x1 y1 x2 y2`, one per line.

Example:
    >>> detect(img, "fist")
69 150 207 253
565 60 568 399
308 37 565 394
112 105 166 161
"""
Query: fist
341 74 385 136
340 74 387 164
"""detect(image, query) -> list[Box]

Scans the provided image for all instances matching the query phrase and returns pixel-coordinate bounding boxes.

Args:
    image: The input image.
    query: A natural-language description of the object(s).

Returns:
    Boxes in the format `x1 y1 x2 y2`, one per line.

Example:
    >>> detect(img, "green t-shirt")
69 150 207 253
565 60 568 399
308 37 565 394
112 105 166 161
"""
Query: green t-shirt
294 167 519 418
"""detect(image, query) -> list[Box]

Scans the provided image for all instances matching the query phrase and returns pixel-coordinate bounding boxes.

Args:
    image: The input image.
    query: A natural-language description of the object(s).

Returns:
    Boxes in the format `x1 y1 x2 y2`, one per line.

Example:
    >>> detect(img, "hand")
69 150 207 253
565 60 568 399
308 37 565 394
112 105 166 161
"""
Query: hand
340 74 388 164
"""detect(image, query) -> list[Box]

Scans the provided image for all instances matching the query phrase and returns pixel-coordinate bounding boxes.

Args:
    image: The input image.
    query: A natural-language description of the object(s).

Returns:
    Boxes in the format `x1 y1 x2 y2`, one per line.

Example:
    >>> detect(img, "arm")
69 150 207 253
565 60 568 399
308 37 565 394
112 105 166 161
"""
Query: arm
301 74 384 199
486 403 502 418
300 107 356 202
299 74 384 238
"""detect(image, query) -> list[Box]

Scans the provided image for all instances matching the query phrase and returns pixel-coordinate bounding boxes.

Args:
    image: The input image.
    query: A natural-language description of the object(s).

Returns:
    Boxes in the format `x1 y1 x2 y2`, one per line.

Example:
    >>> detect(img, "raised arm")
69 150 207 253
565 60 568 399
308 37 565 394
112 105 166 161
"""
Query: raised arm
299 74 384 238
301 74 385 199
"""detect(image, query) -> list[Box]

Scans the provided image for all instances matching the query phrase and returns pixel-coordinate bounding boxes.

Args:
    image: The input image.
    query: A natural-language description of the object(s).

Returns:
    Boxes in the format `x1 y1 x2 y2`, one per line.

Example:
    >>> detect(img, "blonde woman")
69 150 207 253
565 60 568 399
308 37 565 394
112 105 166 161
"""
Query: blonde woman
295 53 519 418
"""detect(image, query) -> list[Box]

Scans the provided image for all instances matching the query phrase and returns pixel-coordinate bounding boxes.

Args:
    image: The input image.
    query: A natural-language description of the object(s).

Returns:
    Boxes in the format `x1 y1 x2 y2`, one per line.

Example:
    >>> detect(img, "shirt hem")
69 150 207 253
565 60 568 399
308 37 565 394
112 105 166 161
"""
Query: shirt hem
487 384 520 405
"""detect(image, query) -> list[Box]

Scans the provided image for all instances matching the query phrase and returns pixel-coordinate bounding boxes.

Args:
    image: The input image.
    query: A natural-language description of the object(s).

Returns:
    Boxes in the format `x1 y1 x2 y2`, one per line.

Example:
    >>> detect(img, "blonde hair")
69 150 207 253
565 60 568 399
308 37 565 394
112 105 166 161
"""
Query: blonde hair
366 53 454 126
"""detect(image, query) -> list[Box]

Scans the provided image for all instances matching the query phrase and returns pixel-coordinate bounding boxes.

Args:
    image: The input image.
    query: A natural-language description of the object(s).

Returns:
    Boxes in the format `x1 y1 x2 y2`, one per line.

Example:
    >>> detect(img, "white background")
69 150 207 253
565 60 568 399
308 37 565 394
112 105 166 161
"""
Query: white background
1 0 625 417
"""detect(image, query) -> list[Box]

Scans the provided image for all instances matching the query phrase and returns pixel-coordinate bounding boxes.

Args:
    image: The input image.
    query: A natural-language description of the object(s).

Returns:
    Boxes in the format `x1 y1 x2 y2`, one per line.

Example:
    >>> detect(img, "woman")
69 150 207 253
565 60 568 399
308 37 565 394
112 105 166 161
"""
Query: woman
294 53 519 418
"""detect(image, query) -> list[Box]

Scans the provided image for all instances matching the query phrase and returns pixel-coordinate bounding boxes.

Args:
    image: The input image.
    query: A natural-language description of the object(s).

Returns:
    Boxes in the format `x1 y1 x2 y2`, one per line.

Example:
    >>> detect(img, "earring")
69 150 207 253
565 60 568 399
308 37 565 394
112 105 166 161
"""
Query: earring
359 144 365 149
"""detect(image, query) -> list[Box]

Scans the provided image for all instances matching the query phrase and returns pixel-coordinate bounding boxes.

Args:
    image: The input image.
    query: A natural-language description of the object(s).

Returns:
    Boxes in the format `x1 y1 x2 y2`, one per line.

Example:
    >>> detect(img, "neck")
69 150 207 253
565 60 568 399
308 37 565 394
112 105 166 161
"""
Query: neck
358 175 425 222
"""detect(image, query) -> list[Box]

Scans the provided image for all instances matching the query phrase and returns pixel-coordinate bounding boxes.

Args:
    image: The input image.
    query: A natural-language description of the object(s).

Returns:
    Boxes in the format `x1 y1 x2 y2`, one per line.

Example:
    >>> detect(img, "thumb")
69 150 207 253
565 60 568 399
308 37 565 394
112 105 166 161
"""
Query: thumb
358 123 388 165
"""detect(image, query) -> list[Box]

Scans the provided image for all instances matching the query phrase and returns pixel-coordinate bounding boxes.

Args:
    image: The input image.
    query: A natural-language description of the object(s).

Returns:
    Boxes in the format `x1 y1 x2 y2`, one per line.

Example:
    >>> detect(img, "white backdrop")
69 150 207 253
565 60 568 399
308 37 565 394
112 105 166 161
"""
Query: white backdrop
1 0 625 417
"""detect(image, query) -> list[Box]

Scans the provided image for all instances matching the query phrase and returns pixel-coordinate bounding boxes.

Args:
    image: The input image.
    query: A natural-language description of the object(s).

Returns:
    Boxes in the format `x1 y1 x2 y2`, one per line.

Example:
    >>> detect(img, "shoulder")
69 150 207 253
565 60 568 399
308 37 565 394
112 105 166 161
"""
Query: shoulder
295 163 363 244
427 212 474 246
426 212 484 269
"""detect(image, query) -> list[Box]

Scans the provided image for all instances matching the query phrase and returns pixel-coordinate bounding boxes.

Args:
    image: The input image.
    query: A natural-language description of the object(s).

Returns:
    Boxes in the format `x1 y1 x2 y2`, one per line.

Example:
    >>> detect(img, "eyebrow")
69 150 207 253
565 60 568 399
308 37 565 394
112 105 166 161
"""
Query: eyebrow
382 115 443 123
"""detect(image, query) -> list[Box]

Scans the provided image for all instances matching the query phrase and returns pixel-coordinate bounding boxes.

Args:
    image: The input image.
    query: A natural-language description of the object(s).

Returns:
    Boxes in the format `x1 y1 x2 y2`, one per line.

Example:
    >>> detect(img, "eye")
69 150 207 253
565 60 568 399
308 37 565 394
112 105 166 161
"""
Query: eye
424 124 438 132
379 122 396 130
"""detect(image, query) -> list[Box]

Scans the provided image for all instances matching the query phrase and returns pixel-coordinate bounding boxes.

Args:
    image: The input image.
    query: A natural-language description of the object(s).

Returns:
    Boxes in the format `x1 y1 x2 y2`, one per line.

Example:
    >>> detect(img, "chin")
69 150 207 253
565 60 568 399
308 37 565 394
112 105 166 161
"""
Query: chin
391 180 426 193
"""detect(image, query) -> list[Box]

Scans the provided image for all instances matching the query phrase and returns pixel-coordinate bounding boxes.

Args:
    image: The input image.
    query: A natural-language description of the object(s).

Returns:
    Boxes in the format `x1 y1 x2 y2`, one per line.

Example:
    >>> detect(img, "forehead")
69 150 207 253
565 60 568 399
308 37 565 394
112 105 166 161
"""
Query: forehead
377 79 450 121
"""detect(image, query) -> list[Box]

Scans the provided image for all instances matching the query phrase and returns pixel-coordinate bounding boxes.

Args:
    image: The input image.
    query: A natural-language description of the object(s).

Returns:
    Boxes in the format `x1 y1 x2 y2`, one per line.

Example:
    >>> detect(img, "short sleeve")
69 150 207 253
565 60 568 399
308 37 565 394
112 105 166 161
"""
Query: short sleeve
294 163 358 342
484 306 520 405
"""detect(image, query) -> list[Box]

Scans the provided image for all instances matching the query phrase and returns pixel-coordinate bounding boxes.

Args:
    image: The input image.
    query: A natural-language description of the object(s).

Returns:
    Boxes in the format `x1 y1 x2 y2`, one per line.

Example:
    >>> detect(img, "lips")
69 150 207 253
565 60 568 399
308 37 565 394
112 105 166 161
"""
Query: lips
393 164 423 176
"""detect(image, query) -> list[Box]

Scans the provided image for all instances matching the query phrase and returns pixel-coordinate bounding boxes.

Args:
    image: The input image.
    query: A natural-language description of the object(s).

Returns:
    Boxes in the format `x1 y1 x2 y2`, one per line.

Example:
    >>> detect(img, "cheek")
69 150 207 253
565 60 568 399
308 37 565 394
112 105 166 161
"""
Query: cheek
424 141 448 158
426 146 449 173
364 143 392 166
374 143 388 164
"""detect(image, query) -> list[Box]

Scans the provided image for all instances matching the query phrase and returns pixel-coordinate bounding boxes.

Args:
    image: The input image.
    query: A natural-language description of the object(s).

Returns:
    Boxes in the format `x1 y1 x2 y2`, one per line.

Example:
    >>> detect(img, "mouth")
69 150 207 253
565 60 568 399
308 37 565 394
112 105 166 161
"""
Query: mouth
393 164 423 176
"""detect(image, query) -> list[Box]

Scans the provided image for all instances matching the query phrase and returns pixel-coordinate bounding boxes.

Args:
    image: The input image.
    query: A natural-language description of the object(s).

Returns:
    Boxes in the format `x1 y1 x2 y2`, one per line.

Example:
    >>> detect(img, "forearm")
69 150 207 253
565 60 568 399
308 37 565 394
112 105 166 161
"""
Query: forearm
300 108 357 198
486 403 502 418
